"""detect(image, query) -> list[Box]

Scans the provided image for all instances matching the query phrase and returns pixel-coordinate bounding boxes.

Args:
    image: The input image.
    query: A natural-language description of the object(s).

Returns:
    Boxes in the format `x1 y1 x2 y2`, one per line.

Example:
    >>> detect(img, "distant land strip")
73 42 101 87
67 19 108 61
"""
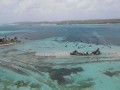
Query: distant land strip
14 19 120 25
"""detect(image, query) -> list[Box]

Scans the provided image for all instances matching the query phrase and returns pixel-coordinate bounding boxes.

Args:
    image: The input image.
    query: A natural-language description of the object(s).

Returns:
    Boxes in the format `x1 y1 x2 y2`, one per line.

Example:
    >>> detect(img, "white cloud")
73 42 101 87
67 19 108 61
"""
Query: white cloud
0 0 120 23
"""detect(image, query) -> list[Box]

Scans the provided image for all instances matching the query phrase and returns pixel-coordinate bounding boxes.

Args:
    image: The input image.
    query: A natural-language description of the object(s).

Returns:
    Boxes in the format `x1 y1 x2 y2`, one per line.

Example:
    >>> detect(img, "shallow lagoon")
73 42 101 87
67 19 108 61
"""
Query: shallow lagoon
0 24 120 90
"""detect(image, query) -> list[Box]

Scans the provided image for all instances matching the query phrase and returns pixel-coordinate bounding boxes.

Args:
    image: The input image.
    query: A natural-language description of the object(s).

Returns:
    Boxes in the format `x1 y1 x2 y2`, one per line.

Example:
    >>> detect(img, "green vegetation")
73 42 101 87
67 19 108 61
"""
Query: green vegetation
0 36 20 45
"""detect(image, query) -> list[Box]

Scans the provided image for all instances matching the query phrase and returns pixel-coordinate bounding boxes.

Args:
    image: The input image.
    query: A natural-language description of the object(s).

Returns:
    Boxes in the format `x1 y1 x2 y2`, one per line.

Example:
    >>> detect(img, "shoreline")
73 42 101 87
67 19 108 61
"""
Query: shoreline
0 42 18 46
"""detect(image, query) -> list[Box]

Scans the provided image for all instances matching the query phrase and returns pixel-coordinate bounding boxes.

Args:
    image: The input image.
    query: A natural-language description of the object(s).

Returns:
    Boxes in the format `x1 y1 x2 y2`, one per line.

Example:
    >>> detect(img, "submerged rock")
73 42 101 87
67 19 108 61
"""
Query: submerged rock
79 81 94 89
30 83 41 89
14 80 29 88
65 45 68 47
14 80 41 89
103 70 120 77
48 68 84 84
61 78 95 90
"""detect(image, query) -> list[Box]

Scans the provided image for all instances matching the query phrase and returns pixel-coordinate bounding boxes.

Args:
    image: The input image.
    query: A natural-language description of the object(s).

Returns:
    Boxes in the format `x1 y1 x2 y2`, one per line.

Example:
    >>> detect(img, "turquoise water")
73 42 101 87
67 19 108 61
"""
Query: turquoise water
0 24 120 90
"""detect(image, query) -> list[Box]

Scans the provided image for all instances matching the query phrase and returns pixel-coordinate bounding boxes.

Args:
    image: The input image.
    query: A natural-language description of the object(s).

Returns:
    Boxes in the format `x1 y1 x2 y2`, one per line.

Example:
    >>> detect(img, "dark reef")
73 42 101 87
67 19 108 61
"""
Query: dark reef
48 68 84 84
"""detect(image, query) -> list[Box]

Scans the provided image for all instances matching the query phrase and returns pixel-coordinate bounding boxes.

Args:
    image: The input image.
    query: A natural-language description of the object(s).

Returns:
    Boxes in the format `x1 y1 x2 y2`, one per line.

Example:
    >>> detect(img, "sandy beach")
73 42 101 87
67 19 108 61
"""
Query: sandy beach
0 42 17 46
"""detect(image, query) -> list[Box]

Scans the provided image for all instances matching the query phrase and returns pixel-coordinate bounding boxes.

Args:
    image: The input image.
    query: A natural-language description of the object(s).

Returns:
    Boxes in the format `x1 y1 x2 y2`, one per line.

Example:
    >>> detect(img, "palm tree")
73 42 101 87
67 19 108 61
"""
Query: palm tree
14 36 18 42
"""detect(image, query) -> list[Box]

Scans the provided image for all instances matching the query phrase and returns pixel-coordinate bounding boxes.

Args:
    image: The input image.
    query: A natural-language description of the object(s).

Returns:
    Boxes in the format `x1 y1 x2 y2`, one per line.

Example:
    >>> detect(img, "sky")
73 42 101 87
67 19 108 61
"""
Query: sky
0 0 120 24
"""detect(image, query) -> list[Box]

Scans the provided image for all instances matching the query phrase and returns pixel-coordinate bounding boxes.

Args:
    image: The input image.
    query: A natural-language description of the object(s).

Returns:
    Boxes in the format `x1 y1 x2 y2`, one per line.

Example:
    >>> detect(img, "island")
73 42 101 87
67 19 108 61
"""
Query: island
14 19 120 25
0 36 20 46
70 48 101 56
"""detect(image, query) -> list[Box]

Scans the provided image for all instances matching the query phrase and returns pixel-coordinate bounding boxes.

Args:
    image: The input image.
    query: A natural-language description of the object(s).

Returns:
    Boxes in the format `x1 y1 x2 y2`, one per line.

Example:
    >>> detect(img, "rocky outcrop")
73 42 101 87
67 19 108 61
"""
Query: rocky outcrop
70 48 101 56
91 48 101 55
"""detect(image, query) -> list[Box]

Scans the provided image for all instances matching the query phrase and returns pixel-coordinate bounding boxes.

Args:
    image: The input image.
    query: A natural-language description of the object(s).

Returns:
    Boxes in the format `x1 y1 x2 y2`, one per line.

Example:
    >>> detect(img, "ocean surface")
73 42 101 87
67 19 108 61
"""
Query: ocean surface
0 24 120 90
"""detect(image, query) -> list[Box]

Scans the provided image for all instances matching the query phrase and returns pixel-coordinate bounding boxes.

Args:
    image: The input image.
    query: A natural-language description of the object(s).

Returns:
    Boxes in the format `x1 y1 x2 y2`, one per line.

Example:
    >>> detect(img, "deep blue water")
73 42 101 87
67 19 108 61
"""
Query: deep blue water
0 24 120 45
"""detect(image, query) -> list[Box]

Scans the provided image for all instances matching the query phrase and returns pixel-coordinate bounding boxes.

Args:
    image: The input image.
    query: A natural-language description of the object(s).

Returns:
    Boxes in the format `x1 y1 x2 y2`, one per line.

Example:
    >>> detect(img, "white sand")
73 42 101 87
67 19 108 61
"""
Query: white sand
0 42 17 46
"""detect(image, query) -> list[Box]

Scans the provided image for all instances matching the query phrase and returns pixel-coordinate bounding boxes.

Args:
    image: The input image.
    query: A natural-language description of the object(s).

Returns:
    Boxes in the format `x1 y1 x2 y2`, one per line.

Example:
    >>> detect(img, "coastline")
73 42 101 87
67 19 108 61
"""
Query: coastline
0 42 19 46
